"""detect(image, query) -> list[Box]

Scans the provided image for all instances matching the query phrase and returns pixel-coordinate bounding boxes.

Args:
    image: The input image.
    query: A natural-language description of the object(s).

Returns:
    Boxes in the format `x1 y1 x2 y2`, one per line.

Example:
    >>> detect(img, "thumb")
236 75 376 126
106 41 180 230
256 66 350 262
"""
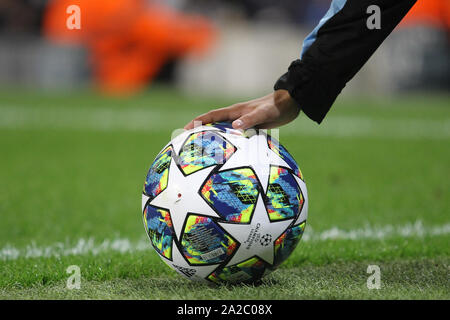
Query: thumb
232 109 268 130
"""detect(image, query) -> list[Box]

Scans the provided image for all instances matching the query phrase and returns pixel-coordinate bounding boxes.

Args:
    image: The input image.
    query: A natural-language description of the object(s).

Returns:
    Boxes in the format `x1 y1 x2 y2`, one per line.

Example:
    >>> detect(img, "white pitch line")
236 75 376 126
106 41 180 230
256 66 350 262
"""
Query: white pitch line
0 221 448 261
0 105 192 132
0 105 449 140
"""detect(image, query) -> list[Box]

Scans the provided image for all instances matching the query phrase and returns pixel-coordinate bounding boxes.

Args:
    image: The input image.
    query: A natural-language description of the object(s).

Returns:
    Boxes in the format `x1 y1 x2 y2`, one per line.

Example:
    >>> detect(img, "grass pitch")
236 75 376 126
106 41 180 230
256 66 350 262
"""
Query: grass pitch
0 88 449 300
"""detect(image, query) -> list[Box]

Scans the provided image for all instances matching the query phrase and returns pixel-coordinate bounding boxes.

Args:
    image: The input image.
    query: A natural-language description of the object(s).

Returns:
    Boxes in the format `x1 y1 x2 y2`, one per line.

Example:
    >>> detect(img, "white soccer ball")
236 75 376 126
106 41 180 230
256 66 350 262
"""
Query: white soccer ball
142 122 308 284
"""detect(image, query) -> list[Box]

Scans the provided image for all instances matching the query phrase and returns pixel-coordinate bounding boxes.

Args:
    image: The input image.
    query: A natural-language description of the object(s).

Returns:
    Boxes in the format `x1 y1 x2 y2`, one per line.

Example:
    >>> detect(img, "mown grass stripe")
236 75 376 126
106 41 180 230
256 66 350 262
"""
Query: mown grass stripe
0 105 449 140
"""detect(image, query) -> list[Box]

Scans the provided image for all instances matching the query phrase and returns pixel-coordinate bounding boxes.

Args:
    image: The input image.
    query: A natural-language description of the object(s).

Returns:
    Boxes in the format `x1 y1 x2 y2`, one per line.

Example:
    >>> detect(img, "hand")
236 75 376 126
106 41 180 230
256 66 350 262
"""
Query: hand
184 90 300 130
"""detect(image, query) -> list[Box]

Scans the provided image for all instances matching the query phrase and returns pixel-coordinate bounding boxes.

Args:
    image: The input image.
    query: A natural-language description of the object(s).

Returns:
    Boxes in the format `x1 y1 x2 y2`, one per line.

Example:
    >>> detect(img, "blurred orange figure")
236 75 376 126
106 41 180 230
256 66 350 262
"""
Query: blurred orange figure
401 0 450 29
43 0 216 93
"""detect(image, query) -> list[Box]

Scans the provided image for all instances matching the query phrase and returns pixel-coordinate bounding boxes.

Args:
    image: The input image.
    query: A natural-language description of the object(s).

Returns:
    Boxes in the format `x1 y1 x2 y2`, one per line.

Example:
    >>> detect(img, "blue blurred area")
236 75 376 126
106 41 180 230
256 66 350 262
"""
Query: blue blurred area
183 0 330 26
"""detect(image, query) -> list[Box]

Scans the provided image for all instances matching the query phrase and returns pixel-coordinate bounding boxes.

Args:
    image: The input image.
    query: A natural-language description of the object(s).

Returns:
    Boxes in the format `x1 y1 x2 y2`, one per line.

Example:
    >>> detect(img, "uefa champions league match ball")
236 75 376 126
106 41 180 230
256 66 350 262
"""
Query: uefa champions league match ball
141 122 308 284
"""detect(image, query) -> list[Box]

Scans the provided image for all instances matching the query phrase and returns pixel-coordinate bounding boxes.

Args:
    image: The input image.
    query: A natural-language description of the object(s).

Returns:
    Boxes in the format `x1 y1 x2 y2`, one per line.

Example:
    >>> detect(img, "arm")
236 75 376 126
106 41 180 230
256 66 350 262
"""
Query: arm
275 0 417 124
185 0 417 130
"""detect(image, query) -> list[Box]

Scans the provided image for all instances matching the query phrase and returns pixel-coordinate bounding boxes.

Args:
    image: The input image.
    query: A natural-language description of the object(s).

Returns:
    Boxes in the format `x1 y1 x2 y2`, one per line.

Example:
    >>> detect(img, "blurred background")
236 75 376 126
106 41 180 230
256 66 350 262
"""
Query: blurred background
0 0 448 97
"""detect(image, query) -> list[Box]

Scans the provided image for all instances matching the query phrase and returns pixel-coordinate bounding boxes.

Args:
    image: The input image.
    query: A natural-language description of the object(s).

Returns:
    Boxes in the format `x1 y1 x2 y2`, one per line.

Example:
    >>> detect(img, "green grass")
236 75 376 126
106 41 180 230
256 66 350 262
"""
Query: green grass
0 88 449 299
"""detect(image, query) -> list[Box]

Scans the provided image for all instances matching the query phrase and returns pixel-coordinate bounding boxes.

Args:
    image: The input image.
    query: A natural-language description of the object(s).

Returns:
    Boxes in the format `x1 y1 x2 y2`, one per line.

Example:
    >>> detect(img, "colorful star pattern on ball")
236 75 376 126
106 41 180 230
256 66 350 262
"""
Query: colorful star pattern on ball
181 214 237 265
265 166 304 221
201 168 260 223
267 135 304 180
144 145 173 199
178 131 235 175
144 205 175 260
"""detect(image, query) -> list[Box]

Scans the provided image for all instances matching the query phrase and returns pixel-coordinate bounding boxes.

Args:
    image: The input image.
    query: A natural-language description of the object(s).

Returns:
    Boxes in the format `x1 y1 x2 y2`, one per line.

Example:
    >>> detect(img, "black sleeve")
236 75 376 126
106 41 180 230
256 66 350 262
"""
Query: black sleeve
274 0 417 124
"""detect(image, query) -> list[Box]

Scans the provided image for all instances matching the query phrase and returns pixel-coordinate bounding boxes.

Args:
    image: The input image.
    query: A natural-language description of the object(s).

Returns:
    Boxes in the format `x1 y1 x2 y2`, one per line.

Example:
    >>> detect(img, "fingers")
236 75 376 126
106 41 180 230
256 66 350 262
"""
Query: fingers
183 110 226 130
184 120 195 130
232 107 269 130
184 105 242 130
185 103 270 131
184 92 297 131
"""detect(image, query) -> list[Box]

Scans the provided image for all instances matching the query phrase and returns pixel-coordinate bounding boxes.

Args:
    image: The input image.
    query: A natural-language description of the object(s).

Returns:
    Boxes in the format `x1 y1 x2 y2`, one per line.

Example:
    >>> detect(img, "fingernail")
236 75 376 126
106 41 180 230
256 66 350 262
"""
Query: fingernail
233 120 243 128
193 120 203 128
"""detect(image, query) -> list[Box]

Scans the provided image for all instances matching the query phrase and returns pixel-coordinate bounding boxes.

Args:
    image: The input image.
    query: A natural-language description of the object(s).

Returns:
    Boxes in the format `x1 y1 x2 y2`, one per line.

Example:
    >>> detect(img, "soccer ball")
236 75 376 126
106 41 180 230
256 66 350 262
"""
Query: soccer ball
142 122 308 284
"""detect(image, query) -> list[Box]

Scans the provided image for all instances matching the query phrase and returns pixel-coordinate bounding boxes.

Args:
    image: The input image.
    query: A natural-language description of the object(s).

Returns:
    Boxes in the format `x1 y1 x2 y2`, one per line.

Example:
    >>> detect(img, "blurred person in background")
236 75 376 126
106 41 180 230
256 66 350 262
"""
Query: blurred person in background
43 0 216 93
186 0 421 131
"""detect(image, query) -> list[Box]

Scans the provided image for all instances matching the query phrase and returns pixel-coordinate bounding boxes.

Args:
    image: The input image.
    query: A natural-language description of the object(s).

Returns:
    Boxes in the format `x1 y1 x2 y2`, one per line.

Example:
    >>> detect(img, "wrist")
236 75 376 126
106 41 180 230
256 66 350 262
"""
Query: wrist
273 89 301 121
274 89 300 112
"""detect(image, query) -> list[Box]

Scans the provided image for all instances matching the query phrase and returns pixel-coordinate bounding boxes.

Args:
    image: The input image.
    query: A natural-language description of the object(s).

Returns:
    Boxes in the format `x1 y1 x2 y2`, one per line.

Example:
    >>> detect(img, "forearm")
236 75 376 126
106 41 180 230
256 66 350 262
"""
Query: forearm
275 0 417 124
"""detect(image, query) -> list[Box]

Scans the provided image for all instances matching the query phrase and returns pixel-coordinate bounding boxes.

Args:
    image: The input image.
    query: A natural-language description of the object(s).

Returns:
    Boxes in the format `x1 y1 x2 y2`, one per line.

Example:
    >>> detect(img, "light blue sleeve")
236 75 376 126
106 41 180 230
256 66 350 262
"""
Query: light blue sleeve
301 0 348 58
